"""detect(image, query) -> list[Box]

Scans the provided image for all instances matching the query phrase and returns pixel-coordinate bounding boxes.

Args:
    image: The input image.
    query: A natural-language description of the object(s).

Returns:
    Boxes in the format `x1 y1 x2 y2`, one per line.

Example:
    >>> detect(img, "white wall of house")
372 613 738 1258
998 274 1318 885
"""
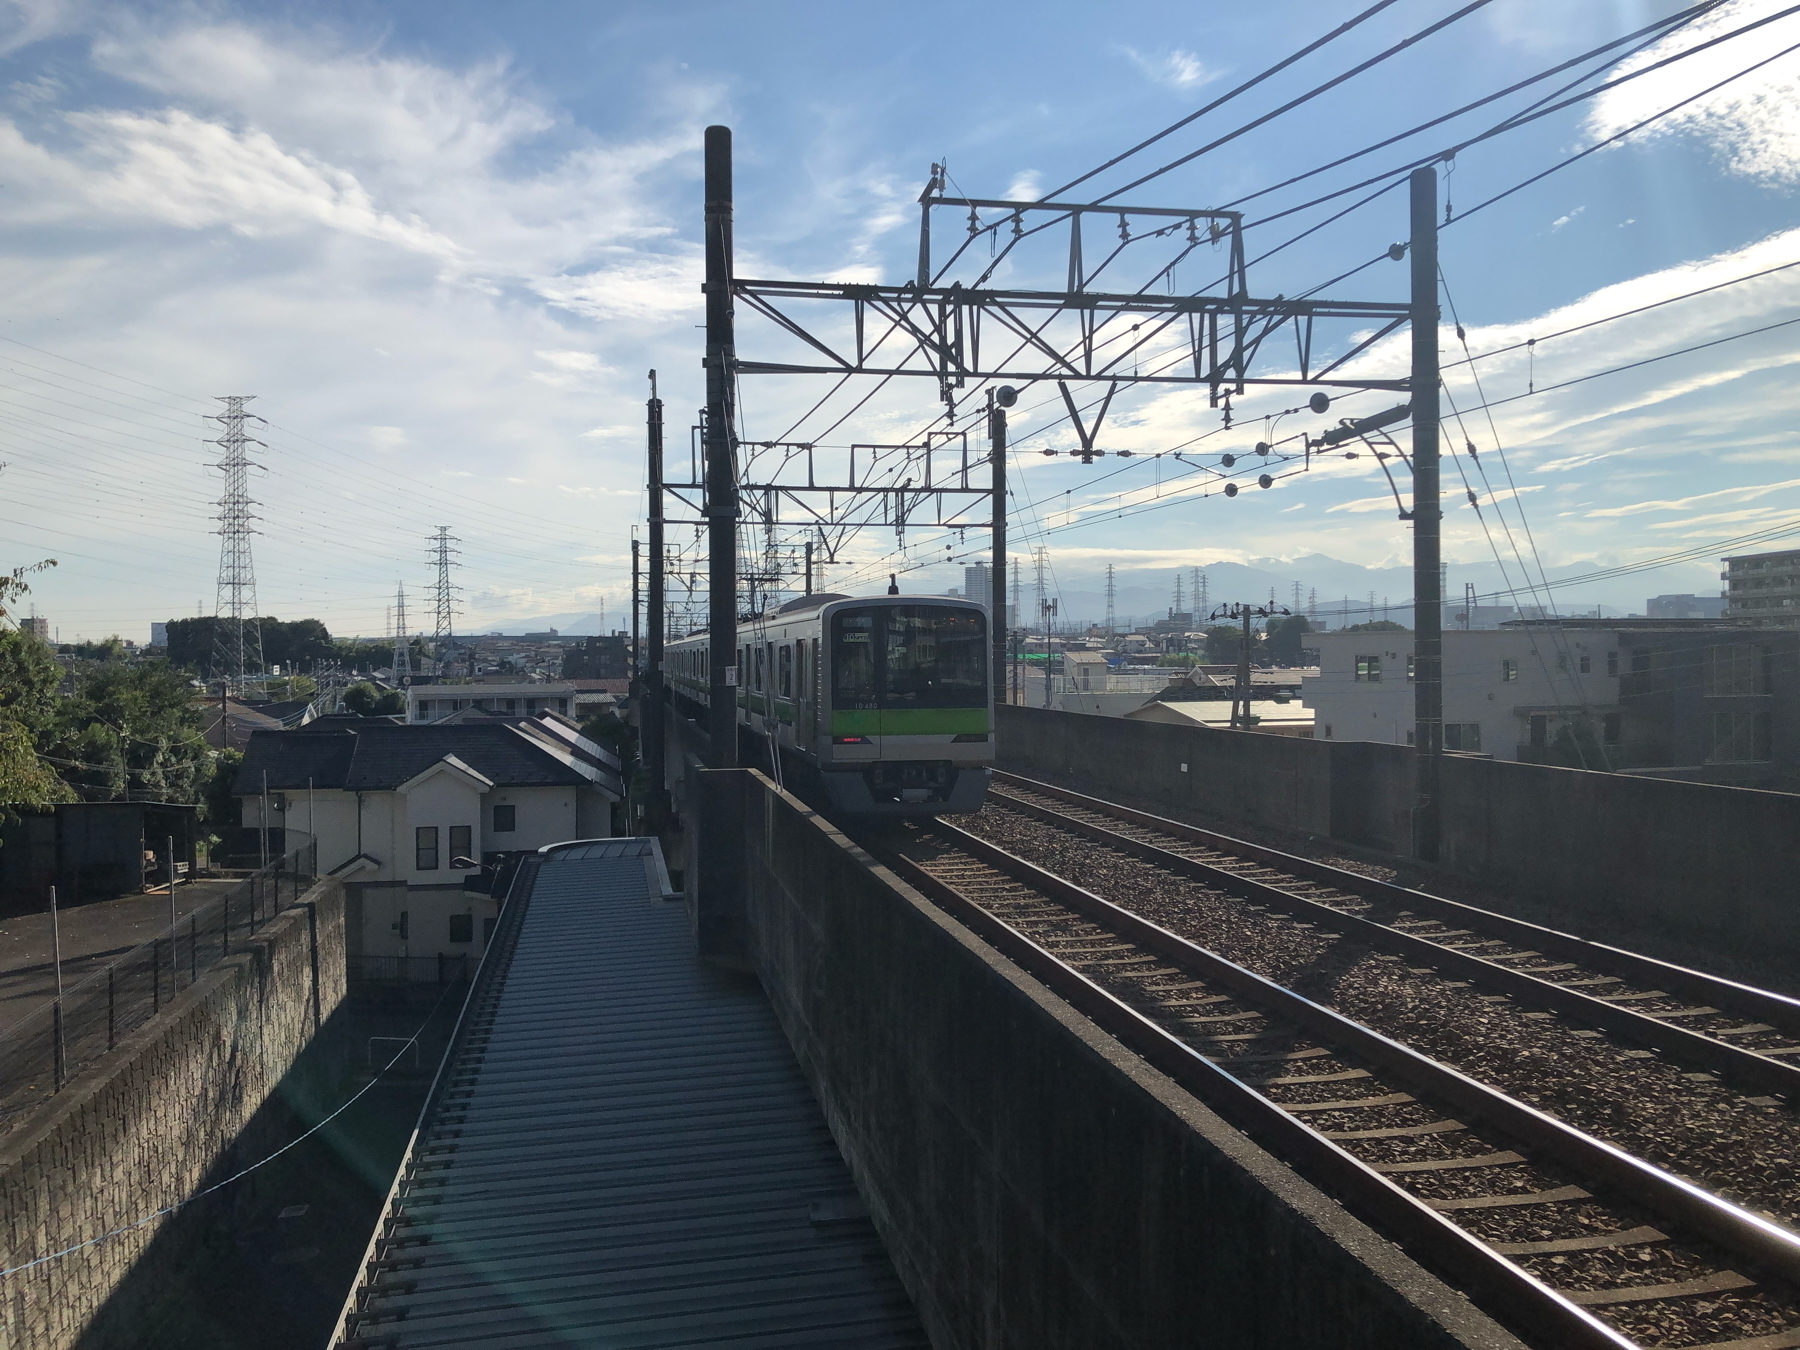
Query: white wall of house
1304 629 1621 759
240 766 612 962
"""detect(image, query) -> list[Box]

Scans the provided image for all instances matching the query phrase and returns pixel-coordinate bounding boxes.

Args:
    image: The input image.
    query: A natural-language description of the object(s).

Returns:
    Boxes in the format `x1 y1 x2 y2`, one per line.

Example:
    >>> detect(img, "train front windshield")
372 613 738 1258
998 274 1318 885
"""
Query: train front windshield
832 606 988 710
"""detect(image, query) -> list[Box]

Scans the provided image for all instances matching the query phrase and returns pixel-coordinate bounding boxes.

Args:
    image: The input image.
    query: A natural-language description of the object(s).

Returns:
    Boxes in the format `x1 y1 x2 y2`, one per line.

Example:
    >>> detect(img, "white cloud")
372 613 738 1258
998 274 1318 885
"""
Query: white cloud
1122 46 1221 91
1586 0 1800 184
1549 205 1585 232
1585 476 1800 518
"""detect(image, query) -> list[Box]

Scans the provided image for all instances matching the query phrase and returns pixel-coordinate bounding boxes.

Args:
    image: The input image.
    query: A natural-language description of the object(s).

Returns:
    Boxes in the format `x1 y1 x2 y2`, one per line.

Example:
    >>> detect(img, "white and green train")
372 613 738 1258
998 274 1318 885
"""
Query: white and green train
665 593 993 816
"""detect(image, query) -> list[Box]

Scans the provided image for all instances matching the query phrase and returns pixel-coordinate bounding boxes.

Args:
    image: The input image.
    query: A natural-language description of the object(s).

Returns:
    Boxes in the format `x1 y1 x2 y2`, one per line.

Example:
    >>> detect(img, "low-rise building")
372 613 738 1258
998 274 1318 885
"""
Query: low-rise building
1305 621 1800 786
407 680 577 723
1305 627 1621 760
234 715 623 964
1723 548 1800 625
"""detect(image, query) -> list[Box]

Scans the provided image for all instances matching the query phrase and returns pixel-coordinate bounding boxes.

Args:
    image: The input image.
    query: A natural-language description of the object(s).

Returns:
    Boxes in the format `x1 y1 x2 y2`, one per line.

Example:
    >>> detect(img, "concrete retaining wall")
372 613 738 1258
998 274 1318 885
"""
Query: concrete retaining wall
703 767 1518 1350
0 880 346 1350
998 704 1800 966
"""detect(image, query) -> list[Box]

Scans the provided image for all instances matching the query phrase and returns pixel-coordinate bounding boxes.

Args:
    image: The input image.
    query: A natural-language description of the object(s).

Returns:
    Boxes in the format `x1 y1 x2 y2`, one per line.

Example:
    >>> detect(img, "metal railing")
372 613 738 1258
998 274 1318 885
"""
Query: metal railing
0 841 319 1136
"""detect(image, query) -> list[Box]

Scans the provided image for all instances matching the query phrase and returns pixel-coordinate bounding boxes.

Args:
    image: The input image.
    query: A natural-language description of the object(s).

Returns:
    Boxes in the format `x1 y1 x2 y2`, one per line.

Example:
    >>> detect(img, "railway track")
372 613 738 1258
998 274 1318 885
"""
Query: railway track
986 772 1800 1102
871 789 1800 1349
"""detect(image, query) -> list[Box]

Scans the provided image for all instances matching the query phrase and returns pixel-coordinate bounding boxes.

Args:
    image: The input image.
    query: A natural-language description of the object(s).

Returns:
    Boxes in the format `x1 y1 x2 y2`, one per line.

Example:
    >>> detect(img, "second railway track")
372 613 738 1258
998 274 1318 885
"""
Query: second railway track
862 776 1800 1350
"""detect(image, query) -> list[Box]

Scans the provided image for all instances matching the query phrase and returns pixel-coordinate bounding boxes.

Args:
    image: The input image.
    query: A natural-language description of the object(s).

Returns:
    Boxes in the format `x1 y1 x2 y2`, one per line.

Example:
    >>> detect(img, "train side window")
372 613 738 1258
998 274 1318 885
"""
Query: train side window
779 644 793 697
795 639 806 699
752 645 764 692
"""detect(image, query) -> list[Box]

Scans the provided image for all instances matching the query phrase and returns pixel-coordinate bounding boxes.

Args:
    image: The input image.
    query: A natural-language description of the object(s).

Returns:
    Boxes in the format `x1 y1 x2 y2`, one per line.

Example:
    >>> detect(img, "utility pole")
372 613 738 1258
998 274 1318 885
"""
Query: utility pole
1213 602 1288 730
704 126 739 768
803 541 813 596
990 387 1012 710
209 396 266 693
645 371 667 827
1410 165 1443 862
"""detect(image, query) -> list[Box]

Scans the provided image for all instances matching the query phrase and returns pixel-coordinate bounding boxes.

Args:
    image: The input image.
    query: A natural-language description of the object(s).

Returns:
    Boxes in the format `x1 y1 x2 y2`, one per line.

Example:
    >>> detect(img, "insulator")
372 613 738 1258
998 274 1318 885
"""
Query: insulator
1221 454 1236 468
1258 474 1273 489
1224 482 1239 498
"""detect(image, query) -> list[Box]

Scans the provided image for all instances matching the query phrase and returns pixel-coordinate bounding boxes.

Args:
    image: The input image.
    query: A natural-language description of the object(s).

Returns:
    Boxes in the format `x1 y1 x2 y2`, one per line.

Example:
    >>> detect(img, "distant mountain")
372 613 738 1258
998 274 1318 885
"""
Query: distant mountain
465 611 609 637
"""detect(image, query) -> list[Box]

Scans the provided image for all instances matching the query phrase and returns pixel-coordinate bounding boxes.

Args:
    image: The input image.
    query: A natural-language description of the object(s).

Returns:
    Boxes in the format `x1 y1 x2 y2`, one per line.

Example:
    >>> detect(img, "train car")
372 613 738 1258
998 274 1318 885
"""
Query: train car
666 593 992 816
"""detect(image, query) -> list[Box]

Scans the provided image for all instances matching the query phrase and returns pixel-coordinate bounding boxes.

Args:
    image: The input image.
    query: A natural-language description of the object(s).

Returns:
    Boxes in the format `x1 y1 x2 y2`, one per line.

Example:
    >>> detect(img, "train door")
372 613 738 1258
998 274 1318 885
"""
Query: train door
796 638 813 745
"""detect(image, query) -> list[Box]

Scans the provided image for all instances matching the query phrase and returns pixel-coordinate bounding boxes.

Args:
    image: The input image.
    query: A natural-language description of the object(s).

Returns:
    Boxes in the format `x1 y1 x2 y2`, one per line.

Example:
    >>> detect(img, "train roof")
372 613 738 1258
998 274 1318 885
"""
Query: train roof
670 592 988 642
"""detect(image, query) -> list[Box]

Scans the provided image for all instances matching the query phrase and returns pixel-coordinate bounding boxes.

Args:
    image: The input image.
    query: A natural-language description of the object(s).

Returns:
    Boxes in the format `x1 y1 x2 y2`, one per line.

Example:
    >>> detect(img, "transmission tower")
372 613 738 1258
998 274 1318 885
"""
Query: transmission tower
209 396 266 689
392 582 412 686
1104 564 1116 640
1172 572 1183 619
426 526 463 653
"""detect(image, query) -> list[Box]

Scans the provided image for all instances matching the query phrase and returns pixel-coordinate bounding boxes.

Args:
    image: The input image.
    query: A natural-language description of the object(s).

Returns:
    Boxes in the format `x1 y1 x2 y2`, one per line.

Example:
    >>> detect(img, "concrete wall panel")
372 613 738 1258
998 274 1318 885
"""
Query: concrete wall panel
723 768 1519 1350
0 880 346 1350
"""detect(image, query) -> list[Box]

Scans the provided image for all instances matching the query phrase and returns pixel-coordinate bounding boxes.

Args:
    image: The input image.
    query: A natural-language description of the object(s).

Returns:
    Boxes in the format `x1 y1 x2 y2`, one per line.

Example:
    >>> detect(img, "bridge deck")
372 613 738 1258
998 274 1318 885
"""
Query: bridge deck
336 838 926 1349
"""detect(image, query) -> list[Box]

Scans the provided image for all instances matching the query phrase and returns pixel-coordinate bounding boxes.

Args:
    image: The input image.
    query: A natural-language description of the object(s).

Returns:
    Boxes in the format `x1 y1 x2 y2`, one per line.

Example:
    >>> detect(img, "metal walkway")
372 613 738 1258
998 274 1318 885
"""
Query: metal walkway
334 838 927 1349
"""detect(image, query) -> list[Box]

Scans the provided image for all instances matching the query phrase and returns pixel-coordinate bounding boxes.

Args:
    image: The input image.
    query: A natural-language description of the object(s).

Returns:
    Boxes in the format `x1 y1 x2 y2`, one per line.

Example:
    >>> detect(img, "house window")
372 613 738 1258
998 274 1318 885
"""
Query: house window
448 913 473 943
1405 730 1415 746
1578 654 1591 674
449 825 472 865
415 826 440 871
1445 722 1482 752
779 644 793 698
1603 713 1621 746
1606 650 1618 677
1709 709 1771 763
493 804 516 833
1502 659 1518 682
1355 654 1381 683
1323 724 1333 739
1529 714 1548 747
1405 654 1415 683
1704 644 1769 697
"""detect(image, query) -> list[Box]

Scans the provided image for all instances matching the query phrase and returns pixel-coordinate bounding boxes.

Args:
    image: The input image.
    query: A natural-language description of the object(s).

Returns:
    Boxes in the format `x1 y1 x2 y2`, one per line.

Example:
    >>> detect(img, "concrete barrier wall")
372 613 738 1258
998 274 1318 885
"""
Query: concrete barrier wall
0 880 346 1350
710 768 1517 1350
1438 755 1800 957
998 704 1800 965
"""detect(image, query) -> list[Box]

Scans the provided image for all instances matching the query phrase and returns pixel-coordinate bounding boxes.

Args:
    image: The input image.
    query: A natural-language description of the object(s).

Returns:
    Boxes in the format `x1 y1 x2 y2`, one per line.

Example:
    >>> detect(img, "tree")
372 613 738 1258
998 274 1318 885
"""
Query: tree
1264 614 1314 665
165 616 337 676
0 558 55 625
1202 625 1249 664
47 661 210 802
580 710 636 775
344 682 405 717
1154 652 1199 668
1344 620 1408 633
0 627 73 824
63 635 126 661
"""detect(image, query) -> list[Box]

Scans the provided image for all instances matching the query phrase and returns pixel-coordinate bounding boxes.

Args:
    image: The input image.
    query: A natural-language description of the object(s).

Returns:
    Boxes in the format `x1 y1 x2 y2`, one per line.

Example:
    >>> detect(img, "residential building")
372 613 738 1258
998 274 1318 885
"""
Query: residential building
407 680 577 723
1305 627 1622 761
1648 594 1727 620
234 715 623 963
151 620 168 647
1305 621 1800 786
22 615 49 641
1723 549 1800 625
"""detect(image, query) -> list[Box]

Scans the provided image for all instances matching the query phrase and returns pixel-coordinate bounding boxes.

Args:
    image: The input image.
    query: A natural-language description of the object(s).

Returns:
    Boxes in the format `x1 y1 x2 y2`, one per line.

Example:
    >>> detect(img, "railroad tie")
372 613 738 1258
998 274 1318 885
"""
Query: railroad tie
1562 1269 1755 1307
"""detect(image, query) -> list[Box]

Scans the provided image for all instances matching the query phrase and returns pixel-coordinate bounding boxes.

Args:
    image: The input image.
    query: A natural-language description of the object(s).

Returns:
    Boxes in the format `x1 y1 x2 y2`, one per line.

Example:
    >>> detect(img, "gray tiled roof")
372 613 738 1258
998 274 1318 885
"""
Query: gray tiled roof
233 722 602 795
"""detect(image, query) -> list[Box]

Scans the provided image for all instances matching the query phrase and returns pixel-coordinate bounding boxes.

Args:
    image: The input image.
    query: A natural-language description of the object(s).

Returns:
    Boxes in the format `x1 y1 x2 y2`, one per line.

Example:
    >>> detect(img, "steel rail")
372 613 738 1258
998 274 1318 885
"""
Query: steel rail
892 822 1800 1348
991 771 1800 1100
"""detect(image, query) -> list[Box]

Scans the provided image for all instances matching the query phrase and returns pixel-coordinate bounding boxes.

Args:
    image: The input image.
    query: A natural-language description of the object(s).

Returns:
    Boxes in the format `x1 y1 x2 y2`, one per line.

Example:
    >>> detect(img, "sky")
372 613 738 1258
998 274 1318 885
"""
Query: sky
0 0 1796 640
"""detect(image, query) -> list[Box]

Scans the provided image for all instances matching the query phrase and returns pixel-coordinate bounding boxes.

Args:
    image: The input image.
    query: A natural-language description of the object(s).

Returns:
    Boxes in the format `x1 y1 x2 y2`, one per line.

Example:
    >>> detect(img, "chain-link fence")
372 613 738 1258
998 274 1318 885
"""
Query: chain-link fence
0 841 319 1136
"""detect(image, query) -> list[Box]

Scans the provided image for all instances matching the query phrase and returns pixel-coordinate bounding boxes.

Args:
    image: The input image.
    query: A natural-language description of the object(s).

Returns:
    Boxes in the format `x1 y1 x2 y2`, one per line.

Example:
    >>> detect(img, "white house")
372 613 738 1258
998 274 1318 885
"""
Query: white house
1304 626 1622 760
236 714 623 966
407 680 578 724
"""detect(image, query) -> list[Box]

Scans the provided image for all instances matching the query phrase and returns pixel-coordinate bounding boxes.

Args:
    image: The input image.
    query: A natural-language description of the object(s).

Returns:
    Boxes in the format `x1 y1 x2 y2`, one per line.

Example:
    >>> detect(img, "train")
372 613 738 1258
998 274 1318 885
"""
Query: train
665 593 993 816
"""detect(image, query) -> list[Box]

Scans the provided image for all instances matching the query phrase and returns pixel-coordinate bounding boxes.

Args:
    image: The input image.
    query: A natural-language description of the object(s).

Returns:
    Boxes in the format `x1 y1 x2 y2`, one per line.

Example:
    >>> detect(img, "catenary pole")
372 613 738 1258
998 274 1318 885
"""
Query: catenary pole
704 125 739 768
645 371 667 827
989 390 1009 712
1410 165 1443 861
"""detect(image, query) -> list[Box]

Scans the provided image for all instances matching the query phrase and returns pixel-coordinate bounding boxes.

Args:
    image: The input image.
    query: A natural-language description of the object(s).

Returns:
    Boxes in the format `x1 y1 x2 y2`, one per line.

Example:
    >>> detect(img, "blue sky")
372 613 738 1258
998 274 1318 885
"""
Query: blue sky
0 0 1795 639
